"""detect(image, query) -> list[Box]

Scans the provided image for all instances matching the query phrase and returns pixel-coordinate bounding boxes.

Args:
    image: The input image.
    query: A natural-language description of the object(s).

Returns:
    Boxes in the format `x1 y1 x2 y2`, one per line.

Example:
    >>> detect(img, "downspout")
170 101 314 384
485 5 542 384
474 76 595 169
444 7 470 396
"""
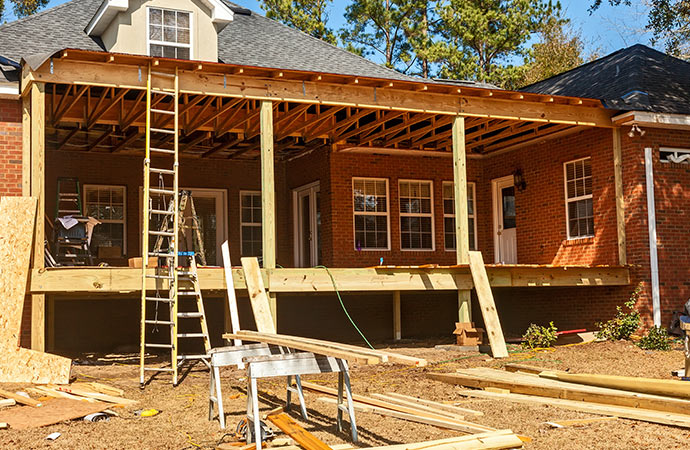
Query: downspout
644 147 661 327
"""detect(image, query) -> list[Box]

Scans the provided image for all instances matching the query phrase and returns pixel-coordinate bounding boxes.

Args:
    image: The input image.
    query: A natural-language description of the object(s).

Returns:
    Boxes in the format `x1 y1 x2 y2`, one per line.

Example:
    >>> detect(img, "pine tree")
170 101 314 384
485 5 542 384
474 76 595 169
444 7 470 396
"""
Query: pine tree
259 0 337 45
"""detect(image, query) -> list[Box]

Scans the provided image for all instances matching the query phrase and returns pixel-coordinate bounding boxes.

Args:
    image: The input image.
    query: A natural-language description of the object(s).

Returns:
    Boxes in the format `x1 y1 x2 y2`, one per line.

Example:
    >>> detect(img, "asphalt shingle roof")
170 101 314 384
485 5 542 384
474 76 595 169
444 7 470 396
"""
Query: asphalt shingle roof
0 0 412 82
520 44 690 115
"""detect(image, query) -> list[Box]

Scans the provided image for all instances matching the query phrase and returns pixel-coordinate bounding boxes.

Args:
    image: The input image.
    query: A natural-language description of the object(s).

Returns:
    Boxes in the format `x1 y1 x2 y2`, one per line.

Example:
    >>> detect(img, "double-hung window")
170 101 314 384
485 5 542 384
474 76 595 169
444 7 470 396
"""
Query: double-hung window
148 8 191 60
399 180 434 250
353 178 389 250
240 191 262 257
564 158 594 239
443 182 477 251
84 185 126 256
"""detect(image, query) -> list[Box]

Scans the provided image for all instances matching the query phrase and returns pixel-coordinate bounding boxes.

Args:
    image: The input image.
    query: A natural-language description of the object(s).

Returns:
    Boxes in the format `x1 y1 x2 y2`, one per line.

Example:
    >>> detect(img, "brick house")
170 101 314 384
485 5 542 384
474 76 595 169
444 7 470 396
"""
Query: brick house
0 0 683 354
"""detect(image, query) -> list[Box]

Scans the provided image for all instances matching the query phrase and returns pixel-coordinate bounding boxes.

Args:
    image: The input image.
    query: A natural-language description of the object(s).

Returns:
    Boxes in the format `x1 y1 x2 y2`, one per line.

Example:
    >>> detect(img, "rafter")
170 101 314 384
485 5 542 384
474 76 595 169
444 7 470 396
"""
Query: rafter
335 110 406 142
52 85 88 126
385 115 454 147
87 88 129 129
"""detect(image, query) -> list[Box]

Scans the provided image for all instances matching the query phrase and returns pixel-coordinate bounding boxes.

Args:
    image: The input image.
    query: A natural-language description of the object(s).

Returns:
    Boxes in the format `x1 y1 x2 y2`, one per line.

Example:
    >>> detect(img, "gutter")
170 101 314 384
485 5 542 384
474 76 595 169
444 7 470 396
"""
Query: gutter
644 147 661 327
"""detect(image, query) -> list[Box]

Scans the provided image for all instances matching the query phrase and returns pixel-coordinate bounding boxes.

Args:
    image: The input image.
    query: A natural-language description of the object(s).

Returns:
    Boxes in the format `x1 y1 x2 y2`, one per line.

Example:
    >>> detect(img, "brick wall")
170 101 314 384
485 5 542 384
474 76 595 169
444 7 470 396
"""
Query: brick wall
0 98 22 197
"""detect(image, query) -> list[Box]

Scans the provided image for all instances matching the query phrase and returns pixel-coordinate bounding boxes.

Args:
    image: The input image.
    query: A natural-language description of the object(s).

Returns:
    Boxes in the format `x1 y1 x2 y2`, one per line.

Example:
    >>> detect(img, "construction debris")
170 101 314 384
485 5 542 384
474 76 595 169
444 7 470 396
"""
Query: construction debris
266 412 332 450
545 416 617 428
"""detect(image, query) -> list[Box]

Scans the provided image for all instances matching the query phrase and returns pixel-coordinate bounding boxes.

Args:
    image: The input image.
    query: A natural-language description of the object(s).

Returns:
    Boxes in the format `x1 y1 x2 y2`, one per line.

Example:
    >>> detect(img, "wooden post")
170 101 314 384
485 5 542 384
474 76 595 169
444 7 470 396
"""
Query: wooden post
452 115 471 323
30 82 45 351
21 94 31 196
260 100 277 327
612 128 626 266
393 291 401 340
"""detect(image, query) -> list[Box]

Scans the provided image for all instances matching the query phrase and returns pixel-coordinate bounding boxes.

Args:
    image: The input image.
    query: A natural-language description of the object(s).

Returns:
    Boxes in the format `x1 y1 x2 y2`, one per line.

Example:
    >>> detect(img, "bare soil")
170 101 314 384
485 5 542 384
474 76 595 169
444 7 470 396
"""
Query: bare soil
2 339 689 450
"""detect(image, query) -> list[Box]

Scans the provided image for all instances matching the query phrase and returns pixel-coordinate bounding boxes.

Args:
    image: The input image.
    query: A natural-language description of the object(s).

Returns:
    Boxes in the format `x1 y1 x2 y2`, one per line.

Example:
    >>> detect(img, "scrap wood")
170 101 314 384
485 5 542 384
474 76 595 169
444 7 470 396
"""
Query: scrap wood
225 331 380 365
457 389 690 429
266 412 332 450
370 394 468 420
54 385 137 406
381 392 483 417
317 397 495 435
301 381 483 427
343 430 523 450
467 252 508 358
75 382 125 397
0 398 109 430
0 399 16 408
0 388 42 407
428 368 690 416
539 370 690 400
31 386 97 402
0 197 72 385
545 416 618 428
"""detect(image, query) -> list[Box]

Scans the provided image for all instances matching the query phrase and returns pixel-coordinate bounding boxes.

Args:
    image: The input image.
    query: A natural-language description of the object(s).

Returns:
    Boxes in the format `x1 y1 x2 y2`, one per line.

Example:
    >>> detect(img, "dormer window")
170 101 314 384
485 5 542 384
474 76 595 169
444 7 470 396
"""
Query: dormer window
148 7 191 60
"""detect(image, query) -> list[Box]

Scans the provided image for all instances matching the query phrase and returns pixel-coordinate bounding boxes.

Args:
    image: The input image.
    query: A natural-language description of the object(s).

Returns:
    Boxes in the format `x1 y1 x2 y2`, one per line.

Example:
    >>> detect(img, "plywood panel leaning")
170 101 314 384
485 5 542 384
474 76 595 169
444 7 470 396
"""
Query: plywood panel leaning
0 196 72 384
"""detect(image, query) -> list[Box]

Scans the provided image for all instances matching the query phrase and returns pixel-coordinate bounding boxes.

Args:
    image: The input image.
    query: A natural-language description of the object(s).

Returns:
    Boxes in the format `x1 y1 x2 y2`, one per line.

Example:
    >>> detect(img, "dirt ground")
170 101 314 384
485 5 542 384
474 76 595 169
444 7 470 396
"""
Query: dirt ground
2 339 690 450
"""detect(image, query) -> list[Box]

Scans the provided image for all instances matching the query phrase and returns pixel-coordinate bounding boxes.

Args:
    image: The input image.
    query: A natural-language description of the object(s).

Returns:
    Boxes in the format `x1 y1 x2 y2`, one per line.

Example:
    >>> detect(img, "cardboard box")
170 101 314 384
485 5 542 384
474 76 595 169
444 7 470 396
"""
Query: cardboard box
453 322 485 346
128 256 158 268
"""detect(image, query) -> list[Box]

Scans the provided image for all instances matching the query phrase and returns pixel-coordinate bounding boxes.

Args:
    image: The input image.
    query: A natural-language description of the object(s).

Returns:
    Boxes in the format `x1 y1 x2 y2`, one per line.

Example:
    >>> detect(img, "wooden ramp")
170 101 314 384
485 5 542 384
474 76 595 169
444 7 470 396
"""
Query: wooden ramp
467 251 508 358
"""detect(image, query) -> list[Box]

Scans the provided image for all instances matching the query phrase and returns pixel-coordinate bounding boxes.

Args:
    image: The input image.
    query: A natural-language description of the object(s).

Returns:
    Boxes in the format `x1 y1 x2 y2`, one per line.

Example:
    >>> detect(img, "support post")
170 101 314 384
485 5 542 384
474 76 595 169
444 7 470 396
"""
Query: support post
612 128 626 266
644 147 661 327
21 94 30 196
30 82 45 351
393 291 401 340
260 100 277 327
452 115 471 323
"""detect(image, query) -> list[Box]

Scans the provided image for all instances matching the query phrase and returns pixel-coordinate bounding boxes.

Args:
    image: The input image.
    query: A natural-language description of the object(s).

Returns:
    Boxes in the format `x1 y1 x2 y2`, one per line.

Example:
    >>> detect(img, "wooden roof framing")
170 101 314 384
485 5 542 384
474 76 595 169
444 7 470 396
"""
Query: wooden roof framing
24 48 616 159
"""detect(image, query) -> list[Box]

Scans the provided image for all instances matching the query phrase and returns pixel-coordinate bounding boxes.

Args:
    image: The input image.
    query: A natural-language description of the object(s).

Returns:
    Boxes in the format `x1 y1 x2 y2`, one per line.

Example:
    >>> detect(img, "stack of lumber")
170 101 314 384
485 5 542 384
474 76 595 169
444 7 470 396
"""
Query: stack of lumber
428 365 690 429
223 330 427 367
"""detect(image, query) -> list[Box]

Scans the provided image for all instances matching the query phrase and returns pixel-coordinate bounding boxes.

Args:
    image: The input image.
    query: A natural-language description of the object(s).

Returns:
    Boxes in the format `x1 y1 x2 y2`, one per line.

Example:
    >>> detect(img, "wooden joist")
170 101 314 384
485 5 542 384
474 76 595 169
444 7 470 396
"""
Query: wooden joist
266 412 332 450
349 431 523 450
428 368 690 416
380 392 483 417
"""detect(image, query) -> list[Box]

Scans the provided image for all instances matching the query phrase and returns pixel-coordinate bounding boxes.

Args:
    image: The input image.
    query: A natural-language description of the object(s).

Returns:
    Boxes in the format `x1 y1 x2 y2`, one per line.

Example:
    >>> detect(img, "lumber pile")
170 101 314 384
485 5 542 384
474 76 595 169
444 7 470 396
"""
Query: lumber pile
0 197 72 384
428 365 690 429
223 330 427 367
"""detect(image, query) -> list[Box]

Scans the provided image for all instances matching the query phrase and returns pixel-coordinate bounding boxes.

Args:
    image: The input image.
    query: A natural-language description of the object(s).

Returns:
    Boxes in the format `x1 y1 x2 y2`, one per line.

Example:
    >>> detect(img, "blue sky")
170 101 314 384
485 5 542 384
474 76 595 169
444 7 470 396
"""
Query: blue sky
22 0 657 60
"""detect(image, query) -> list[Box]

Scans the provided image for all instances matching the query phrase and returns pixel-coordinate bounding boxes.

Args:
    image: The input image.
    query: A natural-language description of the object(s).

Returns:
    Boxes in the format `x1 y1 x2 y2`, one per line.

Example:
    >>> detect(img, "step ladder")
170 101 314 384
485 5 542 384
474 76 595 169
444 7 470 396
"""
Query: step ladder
139 63 185 386
55 177 82 218
53 177 93 265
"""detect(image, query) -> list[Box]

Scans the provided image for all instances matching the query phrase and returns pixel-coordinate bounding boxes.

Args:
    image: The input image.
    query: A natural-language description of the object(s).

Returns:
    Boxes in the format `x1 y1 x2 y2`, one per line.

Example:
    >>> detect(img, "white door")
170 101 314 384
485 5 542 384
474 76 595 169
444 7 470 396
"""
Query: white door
492 176 517 264
293 182 321 267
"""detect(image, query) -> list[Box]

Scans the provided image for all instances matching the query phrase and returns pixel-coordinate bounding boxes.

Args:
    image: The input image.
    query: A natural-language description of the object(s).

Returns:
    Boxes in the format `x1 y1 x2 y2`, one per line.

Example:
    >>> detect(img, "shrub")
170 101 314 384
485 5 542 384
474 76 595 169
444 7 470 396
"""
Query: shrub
638 326 672 351
595 283 642 341
522 321 558 349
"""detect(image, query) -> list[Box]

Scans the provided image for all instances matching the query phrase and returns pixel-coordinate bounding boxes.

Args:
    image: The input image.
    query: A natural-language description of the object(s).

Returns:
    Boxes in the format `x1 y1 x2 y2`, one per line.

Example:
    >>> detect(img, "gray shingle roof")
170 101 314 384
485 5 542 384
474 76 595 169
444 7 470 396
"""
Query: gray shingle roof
0 0 413 83
521 44 690 115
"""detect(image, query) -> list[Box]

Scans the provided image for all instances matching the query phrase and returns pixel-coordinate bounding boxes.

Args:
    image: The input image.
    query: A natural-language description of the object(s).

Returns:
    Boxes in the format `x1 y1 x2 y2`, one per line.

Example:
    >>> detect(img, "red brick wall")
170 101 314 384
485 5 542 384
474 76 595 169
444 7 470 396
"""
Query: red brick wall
0 98 23 196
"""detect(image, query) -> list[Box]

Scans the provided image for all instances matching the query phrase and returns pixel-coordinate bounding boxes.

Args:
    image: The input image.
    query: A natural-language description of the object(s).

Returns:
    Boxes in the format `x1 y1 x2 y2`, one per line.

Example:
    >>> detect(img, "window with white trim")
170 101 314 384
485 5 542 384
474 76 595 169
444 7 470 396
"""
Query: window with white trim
564 158 594 239
399 180 434 250
148 8 191 60
84 185 126 256
240 191 262 257
353 178 389 250
443 182 477 251
660 147 690 164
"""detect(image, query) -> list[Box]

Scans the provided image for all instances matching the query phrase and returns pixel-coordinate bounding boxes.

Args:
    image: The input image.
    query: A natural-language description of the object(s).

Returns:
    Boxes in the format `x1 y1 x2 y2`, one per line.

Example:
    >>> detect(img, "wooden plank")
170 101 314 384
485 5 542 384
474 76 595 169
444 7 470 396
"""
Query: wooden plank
453 115 471 323
612 128 626 265
317 397 494 435
21 94 30 196
29 58 615 127
458 388 690 429
0 399 16 408
260 100 277 327
266 412 332 450
540 371 690 400
545 416 617 428
0 388 42 407
241 258 276 334
222 241 242 346
54 385 137 406
381 392 483 417
30 82 45 352
345 431 523 450
427 369 690 416
370 394 466 420
467 252 508 358
226 331 379 365
392 291 401 340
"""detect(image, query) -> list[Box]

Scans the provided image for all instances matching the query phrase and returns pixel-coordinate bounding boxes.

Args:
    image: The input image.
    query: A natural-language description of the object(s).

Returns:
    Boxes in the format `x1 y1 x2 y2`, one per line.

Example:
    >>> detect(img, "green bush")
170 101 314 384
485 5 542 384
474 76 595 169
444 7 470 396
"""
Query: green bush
638 326 672 351
522 321 558 349
595 283 642 341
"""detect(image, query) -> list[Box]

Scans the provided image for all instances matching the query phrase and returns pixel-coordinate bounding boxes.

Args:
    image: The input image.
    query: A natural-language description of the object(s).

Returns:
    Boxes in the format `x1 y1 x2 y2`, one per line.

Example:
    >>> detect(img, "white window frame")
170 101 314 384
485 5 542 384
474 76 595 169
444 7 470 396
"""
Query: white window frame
563 157 594 240
352 177 391 251
240 190 262 258
83 184 127 256
659 147 690 164
398 179 435 251
146 6 193 60
442 181 477 251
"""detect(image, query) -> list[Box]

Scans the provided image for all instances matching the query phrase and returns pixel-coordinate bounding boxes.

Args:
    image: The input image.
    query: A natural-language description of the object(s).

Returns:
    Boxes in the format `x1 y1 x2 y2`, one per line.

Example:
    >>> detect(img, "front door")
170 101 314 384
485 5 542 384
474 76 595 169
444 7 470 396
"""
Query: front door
492 176 517 264
293 182 321 267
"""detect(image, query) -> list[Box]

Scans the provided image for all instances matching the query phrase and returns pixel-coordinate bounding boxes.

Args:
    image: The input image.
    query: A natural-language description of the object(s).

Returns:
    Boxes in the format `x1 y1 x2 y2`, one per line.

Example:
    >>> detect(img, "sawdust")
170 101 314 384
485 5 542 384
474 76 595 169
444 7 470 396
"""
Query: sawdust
0 339 686 449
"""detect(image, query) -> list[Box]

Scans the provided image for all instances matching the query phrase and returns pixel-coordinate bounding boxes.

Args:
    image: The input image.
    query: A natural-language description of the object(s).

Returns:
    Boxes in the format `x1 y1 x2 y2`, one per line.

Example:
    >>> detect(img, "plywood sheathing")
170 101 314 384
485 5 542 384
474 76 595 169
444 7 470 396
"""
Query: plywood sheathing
0 196 71 384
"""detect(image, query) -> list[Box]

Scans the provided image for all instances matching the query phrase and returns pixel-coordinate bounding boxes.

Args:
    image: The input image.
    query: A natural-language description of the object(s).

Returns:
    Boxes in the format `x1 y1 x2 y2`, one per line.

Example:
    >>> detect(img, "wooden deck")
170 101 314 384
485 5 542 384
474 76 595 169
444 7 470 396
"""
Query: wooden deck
29 265 630 296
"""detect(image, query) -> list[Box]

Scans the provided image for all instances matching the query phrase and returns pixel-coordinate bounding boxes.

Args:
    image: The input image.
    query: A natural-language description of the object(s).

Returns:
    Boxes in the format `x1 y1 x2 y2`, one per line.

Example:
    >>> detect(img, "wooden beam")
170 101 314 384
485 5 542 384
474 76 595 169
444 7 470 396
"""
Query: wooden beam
452 116 471 325
260 100 277 324
613 128 626 265
21 94 30 196
393 291 401 341
468 252 508 358
28 58 615 126
30 82 45 352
